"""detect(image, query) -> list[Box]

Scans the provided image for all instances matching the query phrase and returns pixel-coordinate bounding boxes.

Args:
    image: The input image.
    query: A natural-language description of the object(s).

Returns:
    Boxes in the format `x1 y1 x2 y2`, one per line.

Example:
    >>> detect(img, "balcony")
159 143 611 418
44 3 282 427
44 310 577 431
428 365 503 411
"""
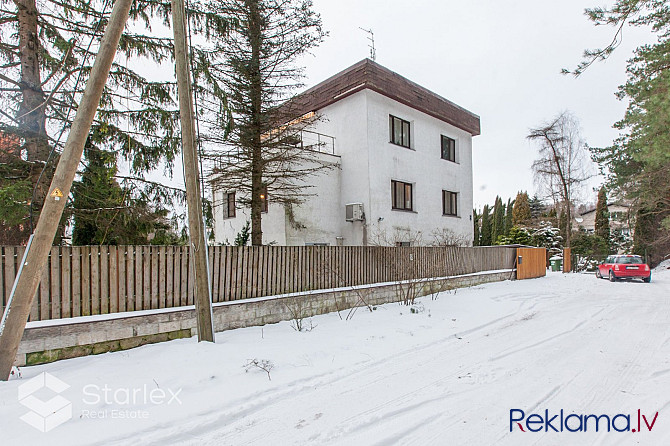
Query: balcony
297 130 335 155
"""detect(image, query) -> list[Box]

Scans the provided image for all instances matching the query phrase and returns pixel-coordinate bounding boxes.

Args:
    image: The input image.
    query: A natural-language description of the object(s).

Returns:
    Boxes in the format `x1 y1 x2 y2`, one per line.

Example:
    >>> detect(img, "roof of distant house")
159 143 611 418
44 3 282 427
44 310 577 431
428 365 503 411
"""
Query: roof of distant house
579 202 631 216
279 59 481 136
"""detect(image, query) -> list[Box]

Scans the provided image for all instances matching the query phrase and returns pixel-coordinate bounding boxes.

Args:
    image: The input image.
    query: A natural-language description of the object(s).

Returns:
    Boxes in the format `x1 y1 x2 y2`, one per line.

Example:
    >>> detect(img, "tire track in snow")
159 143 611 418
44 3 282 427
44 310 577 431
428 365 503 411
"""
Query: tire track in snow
488 308 605 362
132 291 583 445
134 307 530 446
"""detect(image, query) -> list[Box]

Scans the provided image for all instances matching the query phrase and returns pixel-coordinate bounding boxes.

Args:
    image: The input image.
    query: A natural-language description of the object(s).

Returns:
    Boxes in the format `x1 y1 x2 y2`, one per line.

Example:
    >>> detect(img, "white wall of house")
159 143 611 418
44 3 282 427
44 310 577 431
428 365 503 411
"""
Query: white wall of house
212 194 287 245
363 90 474 246
212 88 475 246
284 153 343 245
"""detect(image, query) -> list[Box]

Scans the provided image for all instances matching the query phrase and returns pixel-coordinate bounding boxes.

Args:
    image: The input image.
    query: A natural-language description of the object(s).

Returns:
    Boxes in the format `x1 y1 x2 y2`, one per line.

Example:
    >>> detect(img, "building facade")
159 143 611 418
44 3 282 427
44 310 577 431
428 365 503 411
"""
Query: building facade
576 203 633 236
212 59 480 246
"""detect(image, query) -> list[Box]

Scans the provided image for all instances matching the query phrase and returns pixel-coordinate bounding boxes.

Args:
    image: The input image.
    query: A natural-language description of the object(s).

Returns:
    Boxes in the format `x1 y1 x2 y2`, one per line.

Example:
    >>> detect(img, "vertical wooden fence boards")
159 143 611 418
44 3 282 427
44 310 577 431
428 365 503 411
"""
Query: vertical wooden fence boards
0 245 517 321
516 247 547 280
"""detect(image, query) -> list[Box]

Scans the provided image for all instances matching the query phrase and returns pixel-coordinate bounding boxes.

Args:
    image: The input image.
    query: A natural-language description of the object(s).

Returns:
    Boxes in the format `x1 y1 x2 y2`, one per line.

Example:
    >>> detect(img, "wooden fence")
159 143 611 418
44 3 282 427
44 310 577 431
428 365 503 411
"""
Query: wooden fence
0 245 516 322
516 247 547 280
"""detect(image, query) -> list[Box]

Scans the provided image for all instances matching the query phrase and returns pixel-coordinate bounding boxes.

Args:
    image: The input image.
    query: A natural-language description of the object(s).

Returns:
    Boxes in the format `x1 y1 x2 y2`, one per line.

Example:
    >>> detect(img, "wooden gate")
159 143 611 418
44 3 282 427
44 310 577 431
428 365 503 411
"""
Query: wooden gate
562 248 572 272
516 247 547 280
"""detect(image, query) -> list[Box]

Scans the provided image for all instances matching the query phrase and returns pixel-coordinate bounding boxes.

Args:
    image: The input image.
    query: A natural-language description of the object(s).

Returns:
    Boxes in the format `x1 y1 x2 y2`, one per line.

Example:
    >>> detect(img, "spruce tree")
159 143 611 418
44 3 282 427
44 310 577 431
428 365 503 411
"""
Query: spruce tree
480 205 492 246
234 221 251 246
0 0 231 244
528 195 545 219
207 0 327 245
512 191 532 226
72 140 184 245
594 186 610 242
72 142 125 245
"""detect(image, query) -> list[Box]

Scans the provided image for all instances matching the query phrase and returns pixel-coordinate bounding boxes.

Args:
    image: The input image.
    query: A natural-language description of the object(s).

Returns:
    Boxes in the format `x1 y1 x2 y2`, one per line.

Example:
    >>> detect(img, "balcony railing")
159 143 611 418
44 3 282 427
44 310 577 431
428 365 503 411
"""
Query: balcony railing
298 130 335 155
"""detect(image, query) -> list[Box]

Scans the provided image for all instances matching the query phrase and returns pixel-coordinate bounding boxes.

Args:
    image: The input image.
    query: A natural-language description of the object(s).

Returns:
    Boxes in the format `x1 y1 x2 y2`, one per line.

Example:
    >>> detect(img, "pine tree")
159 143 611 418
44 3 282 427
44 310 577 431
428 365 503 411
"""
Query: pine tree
473 209 480 246
574 1 670 263
594 186 610 242
480 205 492 246
513 191 532 226
207 0 327 245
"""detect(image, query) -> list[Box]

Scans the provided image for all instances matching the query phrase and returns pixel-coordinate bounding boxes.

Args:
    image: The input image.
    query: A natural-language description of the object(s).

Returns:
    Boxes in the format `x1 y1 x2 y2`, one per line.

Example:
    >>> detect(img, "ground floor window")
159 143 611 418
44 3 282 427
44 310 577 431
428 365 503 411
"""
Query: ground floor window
222 192 236 218
392 180 413 211
442 190 458 216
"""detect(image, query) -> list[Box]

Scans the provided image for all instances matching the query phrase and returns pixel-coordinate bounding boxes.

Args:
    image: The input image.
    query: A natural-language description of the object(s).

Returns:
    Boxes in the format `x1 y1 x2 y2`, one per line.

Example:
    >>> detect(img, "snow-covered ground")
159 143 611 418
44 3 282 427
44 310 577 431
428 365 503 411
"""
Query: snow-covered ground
2 264 670 445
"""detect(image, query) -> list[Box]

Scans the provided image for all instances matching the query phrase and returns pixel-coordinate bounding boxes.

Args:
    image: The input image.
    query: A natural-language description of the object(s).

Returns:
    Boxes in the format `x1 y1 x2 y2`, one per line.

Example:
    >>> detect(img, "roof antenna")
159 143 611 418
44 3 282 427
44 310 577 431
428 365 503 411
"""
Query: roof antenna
359 27 376 61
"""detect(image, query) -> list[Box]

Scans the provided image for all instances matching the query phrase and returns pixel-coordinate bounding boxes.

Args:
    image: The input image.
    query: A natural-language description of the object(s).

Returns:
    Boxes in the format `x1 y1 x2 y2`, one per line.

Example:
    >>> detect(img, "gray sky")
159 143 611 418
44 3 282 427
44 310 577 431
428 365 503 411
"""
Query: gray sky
294 0 655 209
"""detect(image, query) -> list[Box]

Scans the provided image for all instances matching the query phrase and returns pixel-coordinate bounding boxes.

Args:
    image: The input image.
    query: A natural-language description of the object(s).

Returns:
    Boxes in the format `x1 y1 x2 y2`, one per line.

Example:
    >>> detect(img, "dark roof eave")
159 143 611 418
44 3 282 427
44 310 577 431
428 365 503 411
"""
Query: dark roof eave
279 59 481 136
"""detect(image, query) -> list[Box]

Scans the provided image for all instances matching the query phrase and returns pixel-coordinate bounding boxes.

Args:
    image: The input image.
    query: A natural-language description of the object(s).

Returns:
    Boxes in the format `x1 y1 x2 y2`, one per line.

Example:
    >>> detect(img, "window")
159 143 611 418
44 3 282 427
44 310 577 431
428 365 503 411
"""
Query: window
441 135 456 162
442 190 458 216
222 192 236 218
260 186 268 213
616 256 643 264
395 241 411 247
389 115 411 148
392 180 413 211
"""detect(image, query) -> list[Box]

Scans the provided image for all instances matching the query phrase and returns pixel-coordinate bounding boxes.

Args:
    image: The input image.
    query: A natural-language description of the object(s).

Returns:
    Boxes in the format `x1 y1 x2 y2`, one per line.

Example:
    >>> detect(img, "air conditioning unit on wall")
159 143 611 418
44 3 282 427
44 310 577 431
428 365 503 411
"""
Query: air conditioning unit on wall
345 203 364 222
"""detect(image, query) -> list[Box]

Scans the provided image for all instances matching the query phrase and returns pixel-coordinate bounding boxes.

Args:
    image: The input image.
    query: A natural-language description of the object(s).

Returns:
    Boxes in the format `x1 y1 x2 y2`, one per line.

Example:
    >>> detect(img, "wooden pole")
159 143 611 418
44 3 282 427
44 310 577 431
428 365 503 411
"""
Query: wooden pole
0 0 134 380
171 0 214 342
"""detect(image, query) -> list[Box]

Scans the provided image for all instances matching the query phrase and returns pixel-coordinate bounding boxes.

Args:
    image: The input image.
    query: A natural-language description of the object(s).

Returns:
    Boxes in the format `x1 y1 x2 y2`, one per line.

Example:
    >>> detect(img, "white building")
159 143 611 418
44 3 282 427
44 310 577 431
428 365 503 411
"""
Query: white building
212 59 480 246
576 202 633 236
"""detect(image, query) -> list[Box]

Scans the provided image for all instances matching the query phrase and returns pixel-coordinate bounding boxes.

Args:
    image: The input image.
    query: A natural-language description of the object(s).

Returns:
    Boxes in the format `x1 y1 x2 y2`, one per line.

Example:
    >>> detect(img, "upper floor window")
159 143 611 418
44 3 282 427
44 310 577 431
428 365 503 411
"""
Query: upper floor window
441 135 456 162
392 180 413 211
442 190 458 216
389 115 411 148
222 192 236 219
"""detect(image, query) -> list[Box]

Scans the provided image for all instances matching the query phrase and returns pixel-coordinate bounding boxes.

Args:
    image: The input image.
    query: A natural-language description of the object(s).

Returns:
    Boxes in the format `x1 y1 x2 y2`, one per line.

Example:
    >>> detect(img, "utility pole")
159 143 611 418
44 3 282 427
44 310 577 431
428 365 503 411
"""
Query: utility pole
0 0 134 380
171 0 214 342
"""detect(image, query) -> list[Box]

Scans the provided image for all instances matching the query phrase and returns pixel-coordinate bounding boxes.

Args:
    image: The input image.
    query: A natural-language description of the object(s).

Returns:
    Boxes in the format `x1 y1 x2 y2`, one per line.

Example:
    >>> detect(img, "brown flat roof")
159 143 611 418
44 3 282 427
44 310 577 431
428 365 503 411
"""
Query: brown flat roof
279 59 480 136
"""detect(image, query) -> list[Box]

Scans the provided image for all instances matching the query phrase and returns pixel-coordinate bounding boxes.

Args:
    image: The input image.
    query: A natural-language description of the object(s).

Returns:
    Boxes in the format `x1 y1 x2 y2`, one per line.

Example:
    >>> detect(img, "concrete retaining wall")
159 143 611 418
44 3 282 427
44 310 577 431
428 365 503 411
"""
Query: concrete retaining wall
16 270 514 366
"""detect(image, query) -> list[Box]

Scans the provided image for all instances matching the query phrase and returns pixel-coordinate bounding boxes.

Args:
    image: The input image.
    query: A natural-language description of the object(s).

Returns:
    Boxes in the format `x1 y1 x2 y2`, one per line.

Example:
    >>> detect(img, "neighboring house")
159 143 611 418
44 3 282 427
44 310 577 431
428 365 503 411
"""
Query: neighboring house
576 203 633 236
211 59 480 246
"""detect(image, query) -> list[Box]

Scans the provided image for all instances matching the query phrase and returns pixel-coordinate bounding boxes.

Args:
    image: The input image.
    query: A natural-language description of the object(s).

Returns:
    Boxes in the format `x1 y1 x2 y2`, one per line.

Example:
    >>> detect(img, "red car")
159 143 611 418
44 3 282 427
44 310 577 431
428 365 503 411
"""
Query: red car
596 255 651 283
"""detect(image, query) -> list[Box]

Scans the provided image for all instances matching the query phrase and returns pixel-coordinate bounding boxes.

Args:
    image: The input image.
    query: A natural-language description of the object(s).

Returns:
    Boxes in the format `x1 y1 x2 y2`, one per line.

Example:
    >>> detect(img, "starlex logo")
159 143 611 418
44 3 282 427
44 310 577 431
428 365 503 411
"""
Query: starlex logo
18 372 72 432
510 409 658 433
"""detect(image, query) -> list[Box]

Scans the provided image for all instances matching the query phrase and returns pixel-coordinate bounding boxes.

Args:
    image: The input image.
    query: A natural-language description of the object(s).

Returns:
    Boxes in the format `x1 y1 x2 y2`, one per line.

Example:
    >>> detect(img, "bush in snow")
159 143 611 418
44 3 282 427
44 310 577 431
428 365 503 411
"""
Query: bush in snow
244 359 275 381
283 298 316 332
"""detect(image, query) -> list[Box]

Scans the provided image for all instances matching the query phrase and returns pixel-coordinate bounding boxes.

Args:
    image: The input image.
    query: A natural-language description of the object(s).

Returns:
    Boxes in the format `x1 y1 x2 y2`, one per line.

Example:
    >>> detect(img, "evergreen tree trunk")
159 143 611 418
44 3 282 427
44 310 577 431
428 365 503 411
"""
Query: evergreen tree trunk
248 0 264 246
13 0 51 243
17 0 48 162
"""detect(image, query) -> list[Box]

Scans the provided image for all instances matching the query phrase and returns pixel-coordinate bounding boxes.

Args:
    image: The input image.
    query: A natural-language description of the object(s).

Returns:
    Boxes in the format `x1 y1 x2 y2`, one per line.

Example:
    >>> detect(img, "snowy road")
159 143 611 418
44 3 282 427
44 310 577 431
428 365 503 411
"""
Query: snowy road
1 265 670 445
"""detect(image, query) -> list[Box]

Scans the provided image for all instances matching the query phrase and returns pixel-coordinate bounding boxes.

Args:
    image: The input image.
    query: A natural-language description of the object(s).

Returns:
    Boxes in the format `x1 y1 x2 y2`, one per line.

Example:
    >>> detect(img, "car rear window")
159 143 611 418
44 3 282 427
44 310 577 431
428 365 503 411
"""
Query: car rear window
616 256 644 264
